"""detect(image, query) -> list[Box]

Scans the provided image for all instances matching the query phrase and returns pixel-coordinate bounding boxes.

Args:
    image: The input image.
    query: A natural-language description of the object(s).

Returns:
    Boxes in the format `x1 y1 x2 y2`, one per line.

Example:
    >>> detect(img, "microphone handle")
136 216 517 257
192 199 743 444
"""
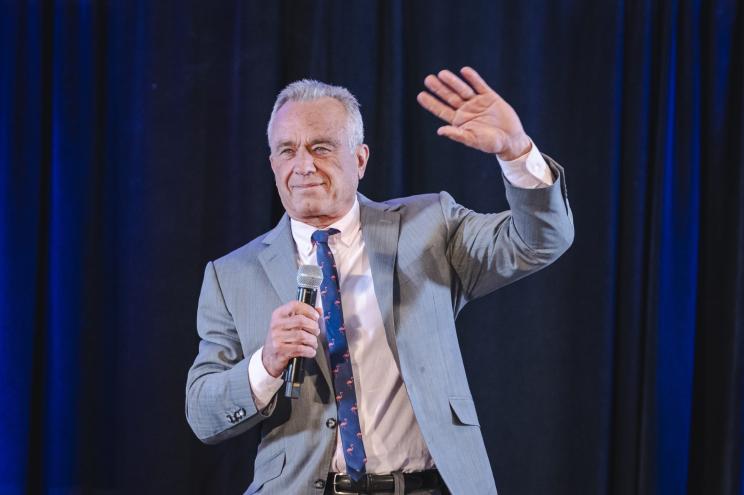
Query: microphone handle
284 286 318 399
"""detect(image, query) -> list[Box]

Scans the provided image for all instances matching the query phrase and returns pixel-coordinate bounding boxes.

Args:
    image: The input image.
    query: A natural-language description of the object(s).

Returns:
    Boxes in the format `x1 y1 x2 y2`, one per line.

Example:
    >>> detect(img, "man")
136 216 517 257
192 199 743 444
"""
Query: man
186 67 573 494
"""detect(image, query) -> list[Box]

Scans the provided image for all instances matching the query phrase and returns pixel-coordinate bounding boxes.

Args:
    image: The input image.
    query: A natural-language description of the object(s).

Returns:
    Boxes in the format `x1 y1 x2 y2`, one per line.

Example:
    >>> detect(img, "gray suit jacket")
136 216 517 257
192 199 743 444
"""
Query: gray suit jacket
186 156 574 494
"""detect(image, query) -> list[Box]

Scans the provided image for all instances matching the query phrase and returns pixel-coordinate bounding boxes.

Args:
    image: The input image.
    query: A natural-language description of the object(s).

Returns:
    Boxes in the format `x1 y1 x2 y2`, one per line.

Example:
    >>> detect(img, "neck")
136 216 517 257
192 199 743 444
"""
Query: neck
292 200 356 229
302 217 336 229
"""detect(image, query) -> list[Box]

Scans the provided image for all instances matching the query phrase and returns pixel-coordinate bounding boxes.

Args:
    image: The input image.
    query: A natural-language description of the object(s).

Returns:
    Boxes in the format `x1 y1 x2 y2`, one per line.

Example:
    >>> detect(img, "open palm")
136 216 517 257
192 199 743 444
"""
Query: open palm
417 67 531 160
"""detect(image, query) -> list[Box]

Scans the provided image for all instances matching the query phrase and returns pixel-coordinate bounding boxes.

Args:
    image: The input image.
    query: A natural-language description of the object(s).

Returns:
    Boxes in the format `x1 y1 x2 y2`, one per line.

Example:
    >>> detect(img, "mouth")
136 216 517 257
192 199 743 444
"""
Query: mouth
291 183 325 191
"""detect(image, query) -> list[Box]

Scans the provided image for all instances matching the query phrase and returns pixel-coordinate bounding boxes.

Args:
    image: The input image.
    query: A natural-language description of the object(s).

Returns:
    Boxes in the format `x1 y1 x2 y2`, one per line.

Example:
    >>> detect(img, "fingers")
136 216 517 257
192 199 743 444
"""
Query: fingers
459 66 493 95
283 344 318 359
269 301 321 342
437 70 477 100
275 300 321 321
416 91 456 123
424 74 467 108
418 67 497 124
264 302 322 375
268 308 319 358
418 69 478 120
271 303 321 336
279 328 319 349
275 314 320 334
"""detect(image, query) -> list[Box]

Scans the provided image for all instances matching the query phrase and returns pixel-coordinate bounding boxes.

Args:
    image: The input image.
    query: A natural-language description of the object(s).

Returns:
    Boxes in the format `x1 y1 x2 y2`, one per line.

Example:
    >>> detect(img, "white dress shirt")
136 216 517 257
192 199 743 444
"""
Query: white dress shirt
247 141 553 473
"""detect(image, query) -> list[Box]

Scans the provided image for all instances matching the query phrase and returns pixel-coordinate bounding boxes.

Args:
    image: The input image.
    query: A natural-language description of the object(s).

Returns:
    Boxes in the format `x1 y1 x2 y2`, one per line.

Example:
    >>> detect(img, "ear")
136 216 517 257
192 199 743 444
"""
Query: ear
355 144 370 180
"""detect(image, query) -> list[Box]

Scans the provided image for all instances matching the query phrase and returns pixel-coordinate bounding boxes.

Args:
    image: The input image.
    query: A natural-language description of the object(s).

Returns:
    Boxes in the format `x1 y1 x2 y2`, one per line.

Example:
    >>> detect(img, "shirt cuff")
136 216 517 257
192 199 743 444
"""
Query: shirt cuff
497 140 555 188
248 347 284 410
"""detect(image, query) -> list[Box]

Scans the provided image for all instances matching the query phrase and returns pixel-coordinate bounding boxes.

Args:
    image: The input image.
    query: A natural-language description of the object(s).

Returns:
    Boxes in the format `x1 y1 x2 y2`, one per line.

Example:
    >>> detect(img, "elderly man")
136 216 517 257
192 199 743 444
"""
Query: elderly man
186 67 573 495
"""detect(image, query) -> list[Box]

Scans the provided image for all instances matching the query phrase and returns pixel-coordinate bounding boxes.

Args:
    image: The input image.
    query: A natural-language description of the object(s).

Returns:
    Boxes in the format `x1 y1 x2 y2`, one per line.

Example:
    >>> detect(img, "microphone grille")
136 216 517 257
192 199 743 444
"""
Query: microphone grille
297 264 323 290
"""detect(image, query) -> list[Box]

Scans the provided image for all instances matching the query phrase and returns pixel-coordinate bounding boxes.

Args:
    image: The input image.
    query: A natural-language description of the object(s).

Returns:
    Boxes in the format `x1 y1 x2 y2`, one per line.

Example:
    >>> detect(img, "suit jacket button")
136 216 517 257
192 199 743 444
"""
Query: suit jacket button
326 418 337 429
314 479 325 489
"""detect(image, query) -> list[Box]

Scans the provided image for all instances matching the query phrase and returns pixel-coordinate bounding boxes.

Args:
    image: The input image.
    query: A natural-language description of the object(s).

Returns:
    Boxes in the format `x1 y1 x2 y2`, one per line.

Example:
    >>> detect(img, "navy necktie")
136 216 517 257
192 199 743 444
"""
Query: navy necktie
311 228 367 480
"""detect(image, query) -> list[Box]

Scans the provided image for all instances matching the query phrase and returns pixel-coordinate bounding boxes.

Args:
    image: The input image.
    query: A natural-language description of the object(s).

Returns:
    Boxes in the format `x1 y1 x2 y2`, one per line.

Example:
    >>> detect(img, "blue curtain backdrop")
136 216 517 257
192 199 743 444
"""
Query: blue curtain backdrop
1 0 742 494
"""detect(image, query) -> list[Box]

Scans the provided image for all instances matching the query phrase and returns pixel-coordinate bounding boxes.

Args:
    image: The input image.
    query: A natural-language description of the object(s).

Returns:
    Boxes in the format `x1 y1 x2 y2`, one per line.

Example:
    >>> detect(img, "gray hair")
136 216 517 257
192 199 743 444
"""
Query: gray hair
266 79 364 150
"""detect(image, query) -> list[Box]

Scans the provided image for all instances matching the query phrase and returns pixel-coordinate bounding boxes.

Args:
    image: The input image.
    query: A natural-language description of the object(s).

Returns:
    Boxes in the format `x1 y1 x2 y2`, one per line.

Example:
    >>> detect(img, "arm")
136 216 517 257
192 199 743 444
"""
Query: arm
185 262 321 444
441 156 573 311
185 261 275 444
417 67 574 307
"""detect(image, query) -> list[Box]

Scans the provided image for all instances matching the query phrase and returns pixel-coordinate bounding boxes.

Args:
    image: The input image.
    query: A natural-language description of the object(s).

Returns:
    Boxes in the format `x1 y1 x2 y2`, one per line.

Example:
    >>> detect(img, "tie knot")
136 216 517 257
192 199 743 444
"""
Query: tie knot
311 228 340 245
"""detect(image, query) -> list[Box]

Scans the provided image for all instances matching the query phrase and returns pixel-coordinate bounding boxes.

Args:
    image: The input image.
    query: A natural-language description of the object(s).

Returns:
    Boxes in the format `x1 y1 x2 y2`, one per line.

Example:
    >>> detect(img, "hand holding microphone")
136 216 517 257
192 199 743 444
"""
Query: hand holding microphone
260 265 323 399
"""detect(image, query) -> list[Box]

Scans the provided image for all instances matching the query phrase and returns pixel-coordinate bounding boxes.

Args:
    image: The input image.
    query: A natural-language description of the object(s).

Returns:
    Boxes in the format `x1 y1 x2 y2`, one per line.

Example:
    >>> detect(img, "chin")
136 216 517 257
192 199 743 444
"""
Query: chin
292 201 328 218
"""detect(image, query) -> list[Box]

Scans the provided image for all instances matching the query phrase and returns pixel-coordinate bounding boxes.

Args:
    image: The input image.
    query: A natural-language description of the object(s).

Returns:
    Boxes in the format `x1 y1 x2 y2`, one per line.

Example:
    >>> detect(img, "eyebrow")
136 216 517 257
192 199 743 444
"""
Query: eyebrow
308 137 339 147
274 137 340 150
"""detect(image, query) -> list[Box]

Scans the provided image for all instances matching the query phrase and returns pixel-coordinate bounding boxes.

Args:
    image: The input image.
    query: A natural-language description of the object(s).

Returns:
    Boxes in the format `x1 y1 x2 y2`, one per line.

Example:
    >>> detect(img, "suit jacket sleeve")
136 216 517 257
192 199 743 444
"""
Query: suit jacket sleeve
185 261 277 444
443 154 574 314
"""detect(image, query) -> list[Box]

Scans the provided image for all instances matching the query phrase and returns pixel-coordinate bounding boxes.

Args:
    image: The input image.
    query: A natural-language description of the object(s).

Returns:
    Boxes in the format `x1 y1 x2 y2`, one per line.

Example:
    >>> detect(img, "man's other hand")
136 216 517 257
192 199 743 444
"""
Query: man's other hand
417 66 531 161
262 301 321 378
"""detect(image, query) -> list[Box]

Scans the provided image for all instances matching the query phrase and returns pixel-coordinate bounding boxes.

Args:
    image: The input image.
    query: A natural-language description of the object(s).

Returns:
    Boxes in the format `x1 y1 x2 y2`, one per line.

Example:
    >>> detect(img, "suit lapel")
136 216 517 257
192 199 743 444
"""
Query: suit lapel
358 194 402 367
258 214 298 303
258 215 333 390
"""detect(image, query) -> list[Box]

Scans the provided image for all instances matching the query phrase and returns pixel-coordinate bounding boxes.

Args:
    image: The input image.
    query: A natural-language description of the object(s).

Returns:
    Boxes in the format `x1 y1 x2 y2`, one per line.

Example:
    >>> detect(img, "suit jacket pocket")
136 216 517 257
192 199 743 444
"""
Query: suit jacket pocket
449 397 480 427
245 450 286 494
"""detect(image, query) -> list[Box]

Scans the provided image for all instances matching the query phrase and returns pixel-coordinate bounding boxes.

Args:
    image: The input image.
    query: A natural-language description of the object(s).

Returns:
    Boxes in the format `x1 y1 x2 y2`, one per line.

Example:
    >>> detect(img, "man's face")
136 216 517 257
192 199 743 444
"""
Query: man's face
269 97 369 228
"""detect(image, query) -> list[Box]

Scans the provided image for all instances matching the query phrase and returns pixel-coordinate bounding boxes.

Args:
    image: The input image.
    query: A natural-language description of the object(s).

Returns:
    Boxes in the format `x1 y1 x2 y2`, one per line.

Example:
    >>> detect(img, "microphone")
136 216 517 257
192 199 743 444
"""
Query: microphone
284 264 323 399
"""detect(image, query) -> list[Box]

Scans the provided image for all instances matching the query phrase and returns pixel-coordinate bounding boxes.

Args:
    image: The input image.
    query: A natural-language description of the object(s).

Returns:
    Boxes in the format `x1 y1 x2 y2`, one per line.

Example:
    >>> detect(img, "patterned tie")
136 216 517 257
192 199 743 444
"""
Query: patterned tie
311 228 367 480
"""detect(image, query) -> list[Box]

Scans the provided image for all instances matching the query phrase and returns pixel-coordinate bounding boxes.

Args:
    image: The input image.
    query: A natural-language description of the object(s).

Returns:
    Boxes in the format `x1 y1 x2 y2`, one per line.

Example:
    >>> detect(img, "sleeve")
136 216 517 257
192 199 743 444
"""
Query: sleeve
248 347 284 409
497 140 555 188
443 154 574 312
184 261 278 444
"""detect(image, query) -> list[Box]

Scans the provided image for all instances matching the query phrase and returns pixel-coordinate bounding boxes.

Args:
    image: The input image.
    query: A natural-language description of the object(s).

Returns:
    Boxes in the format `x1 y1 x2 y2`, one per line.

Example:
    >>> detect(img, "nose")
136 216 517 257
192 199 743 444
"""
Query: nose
293 147 316 175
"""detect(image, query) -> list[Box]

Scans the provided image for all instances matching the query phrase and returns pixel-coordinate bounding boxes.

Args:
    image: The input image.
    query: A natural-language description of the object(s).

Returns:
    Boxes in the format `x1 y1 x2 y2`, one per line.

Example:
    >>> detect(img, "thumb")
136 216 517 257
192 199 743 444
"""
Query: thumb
437 126 470 146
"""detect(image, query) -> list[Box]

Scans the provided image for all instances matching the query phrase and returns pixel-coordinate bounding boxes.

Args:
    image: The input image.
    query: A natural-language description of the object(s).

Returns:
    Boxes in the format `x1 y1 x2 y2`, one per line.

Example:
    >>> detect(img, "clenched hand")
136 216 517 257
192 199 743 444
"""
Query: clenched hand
262 301 321 378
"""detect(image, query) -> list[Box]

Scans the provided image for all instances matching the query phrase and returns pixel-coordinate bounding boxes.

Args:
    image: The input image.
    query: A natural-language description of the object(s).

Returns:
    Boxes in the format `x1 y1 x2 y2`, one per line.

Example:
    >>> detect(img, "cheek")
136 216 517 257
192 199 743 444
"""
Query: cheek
272 164 291 187
328 160 357 187
342 166 360 189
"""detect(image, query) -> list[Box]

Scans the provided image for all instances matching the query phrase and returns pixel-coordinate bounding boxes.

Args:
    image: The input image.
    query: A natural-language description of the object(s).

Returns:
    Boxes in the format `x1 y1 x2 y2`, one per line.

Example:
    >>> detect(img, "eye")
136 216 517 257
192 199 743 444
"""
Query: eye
278 148 295 158
312 145 331 155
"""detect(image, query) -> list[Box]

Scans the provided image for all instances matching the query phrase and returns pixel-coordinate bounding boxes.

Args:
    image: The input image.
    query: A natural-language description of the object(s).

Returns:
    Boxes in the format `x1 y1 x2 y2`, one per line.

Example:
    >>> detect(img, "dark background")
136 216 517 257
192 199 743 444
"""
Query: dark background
1 1 743 494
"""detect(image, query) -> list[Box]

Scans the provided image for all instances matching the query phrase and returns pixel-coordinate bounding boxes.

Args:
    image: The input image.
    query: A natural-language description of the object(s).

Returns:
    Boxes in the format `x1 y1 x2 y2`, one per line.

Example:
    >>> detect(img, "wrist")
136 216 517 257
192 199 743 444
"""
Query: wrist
262 348 283 378
496 133 531 161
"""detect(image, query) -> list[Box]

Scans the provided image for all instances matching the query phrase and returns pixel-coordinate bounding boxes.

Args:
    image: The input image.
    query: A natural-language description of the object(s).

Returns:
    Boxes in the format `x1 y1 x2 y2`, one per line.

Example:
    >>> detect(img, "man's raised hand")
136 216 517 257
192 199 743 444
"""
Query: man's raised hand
416 66 531 161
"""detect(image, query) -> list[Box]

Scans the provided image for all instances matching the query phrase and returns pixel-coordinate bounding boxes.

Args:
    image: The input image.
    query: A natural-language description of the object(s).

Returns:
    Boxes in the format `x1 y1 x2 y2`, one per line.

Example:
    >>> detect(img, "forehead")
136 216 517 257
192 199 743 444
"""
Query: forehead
270 97 348 145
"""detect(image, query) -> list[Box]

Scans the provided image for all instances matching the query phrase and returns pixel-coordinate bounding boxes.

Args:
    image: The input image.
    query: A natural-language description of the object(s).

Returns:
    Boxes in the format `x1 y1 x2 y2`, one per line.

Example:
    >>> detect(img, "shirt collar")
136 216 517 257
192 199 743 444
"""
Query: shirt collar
290 197 361 257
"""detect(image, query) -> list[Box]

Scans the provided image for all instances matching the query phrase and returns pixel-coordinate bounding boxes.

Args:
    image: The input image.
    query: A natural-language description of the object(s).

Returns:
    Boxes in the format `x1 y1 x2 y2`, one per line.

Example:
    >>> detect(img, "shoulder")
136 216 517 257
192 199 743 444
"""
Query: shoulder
361 192 458 253
374 192 465 234
215 234 268 266
363 191 457 221
210 218 288 275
